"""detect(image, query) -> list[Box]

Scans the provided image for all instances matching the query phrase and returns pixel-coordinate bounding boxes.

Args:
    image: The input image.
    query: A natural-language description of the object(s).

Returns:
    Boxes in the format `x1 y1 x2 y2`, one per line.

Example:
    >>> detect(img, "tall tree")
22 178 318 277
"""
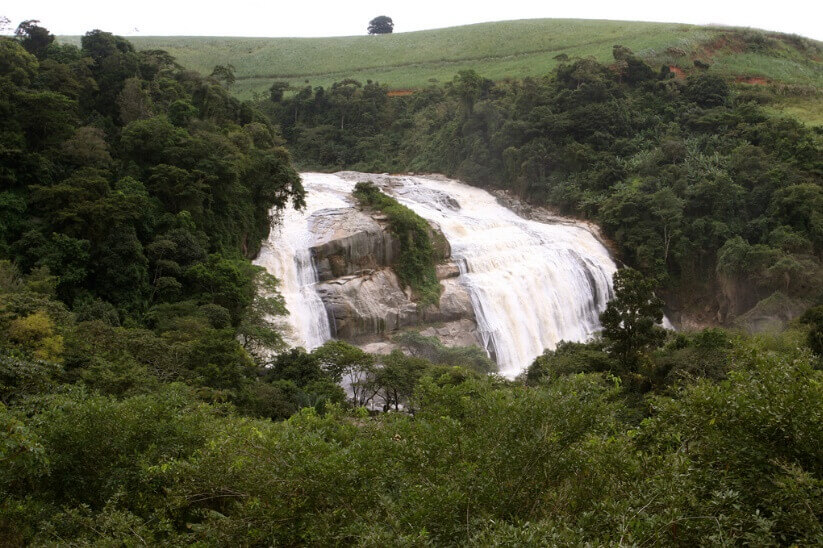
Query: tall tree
329 78 362 130
600 268 665 368
650 188 684 266
451 69 488 114
367 16 394 35
210 64 236 87
269 81 289 102
14 20 54 58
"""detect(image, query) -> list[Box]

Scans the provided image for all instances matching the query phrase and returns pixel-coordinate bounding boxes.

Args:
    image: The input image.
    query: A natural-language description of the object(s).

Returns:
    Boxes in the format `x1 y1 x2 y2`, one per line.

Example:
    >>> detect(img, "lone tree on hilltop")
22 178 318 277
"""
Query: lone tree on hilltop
600 268 665 369
368 16 394 35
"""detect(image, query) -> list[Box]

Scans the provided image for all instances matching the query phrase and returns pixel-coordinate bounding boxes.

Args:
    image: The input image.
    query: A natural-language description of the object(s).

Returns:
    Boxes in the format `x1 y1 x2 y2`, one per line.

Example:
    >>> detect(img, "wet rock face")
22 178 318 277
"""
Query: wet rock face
420 277 474 324
316 264 478 345
308 204 480 348
309 208 399 281
419 319 480 348
436 262 460 279
317 269 417 339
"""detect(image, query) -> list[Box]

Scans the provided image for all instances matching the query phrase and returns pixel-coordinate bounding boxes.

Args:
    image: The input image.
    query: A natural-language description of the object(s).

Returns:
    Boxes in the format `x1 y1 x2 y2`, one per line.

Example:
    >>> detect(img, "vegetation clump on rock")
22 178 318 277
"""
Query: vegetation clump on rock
352 181 443 306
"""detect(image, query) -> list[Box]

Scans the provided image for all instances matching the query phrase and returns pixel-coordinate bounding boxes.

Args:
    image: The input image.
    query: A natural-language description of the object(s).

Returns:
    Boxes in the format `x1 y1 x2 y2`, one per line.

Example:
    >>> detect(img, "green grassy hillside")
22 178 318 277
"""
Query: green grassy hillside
59 19 823 100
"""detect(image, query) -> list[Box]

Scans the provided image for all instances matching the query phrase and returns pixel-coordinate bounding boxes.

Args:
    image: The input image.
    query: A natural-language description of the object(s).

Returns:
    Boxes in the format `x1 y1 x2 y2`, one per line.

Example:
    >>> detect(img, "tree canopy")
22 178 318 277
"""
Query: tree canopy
368 16 394 35
599 268 665 369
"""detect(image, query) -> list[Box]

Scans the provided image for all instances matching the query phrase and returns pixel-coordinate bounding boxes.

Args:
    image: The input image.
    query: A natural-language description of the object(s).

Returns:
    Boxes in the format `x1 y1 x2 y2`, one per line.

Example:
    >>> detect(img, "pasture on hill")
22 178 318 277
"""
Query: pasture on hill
59 18 823 101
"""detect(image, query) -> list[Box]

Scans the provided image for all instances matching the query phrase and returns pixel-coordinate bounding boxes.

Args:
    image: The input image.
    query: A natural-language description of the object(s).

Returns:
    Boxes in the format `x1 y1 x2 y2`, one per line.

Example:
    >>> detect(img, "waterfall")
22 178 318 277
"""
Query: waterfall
385 175 617 378
256 172 618 377
253 174 353 349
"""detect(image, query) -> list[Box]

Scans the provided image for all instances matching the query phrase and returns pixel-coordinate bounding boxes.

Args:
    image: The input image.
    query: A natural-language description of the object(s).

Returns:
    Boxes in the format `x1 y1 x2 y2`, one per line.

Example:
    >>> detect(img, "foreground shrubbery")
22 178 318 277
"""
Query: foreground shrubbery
2 329 821 544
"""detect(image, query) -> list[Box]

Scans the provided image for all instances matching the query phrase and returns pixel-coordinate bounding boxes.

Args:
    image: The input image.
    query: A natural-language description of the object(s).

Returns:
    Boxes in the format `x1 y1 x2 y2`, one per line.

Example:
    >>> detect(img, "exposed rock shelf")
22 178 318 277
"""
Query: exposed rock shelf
310 208 399 281
316 264 477 343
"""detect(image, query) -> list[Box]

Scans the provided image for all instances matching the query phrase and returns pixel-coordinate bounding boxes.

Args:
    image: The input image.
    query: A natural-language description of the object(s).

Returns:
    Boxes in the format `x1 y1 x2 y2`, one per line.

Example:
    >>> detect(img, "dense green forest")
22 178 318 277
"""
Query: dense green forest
261 39 823 325
2 22 823 545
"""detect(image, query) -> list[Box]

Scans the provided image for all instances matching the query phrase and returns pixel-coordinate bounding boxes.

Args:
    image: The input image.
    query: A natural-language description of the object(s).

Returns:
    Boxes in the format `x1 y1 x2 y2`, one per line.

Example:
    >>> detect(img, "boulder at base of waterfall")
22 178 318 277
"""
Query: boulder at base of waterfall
317 269 415 339
436 262 460 279
418 319 480 348
420 277 474 323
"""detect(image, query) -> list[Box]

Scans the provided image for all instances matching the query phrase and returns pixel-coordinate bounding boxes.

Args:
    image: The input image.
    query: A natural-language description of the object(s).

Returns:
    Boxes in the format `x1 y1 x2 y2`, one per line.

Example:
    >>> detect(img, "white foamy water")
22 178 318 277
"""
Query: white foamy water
256 172 618 377
386 175 617 378
253 174 353 349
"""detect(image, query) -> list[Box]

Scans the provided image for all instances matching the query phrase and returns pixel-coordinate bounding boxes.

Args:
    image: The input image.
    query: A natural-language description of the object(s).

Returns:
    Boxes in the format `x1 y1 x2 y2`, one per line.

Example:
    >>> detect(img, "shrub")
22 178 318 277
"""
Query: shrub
684 73 730 107
7 311 64 361
524 340 613 384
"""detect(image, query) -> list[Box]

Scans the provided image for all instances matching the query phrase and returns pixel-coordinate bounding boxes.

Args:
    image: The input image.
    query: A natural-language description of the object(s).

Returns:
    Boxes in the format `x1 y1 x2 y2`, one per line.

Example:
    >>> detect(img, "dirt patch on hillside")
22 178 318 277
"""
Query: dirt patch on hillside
668 65 686 79
700 34 746 58
387 90 414 97
735 76 770 85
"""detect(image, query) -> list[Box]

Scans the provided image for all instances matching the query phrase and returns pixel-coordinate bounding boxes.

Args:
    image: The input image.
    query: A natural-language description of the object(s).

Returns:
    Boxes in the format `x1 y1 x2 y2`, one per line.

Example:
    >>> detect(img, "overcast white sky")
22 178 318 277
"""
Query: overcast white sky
2 0 821 40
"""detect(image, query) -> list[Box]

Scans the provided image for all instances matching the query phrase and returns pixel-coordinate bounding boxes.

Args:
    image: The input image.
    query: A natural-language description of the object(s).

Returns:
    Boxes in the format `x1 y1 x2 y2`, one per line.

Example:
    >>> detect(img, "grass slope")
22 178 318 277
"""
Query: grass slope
60 18 822 104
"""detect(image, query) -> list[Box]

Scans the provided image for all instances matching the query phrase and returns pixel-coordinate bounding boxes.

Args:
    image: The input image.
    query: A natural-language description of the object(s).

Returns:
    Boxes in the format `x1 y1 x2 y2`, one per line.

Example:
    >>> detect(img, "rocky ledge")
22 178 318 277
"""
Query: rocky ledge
308 204 482 350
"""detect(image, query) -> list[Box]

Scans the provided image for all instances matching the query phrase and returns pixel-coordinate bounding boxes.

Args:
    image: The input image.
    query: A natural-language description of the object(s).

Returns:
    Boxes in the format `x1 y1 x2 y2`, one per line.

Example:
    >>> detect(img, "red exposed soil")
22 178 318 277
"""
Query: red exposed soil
668 65 686 79
387 89 414 97
701 34 746 58
735 76 770 85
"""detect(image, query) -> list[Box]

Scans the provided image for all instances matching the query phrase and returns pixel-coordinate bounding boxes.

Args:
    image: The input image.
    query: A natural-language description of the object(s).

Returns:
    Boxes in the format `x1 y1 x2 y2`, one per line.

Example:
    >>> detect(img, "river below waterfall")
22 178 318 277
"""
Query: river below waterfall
254 172 618 378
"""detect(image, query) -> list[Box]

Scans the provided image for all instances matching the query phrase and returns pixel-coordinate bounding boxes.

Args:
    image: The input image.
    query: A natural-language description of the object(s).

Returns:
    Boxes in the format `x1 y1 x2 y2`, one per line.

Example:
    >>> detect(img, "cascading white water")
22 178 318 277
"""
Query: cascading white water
385 175 617 378
256 172 618 377
253 174 353 349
